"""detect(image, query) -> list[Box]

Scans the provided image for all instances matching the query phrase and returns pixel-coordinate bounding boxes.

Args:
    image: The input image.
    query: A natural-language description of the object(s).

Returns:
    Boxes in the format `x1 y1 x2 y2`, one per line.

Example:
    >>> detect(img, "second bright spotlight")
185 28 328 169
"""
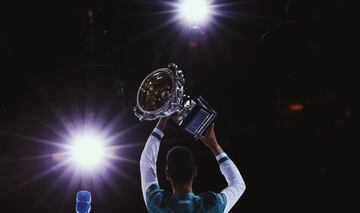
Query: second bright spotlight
70 133 105 169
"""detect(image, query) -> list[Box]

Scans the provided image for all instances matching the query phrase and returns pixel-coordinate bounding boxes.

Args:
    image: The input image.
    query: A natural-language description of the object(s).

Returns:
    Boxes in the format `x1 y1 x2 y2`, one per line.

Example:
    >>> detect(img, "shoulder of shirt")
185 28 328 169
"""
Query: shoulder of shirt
147 184 172 200
198 191 227 211
198 191 219 206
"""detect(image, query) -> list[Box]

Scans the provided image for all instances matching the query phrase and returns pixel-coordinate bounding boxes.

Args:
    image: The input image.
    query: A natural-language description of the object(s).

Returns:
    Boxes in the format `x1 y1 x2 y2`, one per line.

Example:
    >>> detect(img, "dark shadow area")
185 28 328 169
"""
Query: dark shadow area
1 0 355 212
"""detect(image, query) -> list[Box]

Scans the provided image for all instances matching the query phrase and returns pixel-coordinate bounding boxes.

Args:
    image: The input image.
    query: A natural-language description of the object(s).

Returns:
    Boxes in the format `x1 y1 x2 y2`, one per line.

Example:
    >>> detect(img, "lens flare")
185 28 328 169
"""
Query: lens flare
71 133 105 169
178 0 212 26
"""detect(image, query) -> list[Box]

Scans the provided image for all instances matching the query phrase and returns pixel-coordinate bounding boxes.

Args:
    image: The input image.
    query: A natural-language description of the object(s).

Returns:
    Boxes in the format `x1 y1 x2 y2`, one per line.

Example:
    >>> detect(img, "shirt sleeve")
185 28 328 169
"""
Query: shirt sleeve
216 153 246 213
139 128 164 205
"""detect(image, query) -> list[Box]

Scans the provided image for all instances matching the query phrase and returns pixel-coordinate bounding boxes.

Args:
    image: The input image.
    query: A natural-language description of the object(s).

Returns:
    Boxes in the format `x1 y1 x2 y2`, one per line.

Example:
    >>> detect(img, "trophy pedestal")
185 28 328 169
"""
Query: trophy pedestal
171 96 217 136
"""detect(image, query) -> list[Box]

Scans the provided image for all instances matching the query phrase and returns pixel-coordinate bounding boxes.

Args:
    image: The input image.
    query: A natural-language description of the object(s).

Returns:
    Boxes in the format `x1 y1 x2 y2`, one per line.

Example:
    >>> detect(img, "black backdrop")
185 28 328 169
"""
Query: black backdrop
0 0 355 212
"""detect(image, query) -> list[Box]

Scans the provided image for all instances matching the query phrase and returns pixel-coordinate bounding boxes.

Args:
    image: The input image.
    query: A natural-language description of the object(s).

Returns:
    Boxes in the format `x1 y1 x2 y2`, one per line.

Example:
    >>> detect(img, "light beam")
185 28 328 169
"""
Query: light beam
177 0 212 26
70 133 105 169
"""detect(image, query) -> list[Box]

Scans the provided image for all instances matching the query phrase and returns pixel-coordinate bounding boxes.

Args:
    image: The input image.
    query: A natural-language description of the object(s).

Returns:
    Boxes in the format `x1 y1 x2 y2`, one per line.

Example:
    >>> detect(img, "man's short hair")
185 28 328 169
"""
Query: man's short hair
166 146 195 185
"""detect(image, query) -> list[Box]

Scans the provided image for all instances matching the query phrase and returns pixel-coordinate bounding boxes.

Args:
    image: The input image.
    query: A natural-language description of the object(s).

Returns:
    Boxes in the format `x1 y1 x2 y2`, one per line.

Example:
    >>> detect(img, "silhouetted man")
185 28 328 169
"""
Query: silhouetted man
140 117 246 212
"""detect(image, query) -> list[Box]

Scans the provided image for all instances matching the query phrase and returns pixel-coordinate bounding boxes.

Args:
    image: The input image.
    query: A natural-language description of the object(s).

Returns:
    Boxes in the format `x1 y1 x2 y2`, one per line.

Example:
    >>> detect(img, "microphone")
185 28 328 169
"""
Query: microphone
76 190 91 213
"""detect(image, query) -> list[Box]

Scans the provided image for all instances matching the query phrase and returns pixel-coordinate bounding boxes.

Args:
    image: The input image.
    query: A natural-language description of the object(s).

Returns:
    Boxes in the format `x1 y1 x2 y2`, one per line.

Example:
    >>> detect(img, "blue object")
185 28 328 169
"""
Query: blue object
76 190 91 213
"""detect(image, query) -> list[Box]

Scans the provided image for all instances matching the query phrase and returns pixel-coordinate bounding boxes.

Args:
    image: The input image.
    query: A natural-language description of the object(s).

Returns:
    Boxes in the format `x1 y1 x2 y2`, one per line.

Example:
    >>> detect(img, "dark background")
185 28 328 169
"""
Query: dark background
0 0 355 212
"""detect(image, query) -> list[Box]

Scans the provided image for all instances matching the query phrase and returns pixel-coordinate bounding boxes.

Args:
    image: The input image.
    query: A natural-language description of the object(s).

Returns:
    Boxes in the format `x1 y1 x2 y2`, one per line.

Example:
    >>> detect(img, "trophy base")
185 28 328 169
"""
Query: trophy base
171 97 217 136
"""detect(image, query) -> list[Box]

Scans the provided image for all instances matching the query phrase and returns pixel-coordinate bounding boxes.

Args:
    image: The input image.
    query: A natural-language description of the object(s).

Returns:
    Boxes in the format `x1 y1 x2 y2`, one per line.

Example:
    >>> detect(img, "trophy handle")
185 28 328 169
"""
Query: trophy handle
133 105 145 121
167 63 178 72
167 63 185 85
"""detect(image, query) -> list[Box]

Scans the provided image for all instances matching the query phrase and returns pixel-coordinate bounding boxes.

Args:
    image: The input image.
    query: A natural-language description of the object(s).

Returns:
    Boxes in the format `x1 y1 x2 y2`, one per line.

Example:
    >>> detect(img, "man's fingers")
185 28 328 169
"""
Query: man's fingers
197 134 207 143
209 122 215 131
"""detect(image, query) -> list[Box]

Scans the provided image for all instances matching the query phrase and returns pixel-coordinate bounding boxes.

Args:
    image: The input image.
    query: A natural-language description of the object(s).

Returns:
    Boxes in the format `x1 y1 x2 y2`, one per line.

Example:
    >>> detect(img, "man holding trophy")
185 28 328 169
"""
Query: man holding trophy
136 64 246 212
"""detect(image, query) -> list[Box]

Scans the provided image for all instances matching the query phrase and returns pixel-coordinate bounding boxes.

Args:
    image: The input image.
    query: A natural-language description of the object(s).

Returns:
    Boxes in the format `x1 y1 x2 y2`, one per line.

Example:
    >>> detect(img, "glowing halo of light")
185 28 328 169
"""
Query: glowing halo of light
70 133 105 169
176 0 213 27
6 98 150 203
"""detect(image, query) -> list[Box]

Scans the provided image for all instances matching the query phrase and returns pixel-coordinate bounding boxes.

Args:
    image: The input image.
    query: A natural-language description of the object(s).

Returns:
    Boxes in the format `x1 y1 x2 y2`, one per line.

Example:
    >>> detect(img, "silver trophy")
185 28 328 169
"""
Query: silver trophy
134 63 217 136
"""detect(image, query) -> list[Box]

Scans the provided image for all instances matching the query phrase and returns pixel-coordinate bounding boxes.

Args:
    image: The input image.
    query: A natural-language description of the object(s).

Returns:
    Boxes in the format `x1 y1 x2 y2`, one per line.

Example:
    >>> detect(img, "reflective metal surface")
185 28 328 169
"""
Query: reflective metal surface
134 63 185 120
137 71 172 112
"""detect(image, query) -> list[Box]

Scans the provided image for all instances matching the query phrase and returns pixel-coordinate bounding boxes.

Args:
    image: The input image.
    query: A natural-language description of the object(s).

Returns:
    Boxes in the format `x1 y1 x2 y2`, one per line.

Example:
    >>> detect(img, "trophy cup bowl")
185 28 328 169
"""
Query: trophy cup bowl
134 63 217 136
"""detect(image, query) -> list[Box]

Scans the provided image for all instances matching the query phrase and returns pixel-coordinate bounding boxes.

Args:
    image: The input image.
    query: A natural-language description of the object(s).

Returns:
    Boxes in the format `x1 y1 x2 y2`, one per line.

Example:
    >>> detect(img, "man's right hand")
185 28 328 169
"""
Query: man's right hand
197 123 224 156
155 117 169 132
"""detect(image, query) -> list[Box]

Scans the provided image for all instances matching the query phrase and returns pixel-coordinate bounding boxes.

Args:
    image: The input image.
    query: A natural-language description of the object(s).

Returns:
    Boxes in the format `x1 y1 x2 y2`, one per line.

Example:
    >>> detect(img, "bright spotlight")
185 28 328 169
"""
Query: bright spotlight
71 133 105 169
178 0 212 26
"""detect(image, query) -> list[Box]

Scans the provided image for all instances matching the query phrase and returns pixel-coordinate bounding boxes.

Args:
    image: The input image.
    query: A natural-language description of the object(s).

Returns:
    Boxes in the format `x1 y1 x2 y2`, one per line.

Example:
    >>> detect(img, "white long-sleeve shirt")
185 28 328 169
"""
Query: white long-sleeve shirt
140 128 246 212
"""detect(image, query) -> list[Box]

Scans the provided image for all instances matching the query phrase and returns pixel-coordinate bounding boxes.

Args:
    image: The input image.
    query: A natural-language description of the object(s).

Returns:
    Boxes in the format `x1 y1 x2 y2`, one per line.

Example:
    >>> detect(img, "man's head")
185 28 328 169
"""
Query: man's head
166 146 197 185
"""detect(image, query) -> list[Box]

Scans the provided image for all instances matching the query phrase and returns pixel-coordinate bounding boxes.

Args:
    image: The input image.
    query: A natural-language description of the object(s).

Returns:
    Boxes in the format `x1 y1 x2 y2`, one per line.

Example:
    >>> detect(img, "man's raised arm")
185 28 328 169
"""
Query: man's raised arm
139 117 168 204
198 124 246 213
